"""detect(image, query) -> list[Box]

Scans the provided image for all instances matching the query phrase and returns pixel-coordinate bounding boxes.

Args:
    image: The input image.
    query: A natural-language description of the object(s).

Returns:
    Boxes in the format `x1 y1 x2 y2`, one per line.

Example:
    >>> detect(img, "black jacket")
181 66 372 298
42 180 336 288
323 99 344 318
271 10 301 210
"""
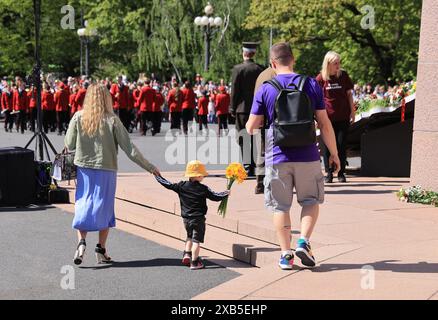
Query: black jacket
230 60 265 114
155 176 228 218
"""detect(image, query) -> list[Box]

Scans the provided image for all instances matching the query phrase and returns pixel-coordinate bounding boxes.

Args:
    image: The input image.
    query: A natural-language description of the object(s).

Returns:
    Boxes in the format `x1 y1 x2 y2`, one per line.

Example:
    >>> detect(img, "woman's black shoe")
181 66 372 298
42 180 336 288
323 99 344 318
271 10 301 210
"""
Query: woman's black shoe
338 174 347 183
73 239 86 265
324 174 333 183
95 244 112 264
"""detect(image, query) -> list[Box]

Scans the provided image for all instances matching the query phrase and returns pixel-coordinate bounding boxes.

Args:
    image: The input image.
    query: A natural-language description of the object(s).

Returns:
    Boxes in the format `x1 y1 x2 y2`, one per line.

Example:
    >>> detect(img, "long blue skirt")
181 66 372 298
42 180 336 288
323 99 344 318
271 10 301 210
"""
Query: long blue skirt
72 167 117 232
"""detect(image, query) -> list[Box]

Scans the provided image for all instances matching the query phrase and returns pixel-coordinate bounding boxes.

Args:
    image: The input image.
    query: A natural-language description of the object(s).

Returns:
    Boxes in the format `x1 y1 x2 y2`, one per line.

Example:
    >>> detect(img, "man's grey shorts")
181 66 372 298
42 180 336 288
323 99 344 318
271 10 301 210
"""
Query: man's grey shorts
264 161 324 213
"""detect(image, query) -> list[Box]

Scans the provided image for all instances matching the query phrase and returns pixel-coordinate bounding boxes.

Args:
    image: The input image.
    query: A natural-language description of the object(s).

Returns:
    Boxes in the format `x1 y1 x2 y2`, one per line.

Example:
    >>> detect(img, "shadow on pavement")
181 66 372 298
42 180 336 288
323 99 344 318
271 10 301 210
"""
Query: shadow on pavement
0 205 56 212
79 258 224 270
324 190 396 195
324 183 403 188
315 260 438 273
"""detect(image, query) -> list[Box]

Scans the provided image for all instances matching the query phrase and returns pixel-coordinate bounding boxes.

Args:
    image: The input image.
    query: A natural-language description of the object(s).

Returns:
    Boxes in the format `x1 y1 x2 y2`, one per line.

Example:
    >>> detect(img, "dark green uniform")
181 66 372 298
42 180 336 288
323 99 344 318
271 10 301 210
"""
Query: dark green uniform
230 59 264 174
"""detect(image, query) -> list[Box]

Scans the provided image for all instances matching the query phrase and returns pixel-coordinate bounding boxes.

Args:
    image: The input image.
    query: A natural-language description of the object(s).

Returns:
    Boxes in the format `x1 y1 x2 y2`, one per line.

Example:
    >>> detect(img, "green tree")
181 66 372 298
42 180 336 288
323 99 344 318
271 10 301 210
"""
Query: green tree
0 0 81 77
245 0 422 84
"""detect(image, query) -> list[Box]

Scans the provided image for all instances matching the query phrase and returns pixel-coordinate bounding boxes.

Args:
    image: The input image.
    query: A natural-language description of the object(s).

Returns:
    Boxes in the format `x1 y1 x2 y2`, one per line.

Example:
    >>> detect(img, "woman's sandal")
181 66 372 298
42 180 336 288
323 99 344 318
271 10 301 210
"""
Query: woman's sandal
95 244 112 264
73 239 86 265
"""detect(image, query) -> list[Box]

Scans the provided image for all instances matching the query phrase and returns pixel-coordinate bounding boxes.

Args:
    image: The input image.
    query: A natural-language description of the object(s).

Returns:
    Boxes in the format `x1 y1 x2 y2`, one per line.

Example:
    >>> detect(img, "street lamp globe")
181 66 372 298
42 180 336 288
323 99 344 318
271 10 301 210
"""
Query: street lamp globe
200 16 209 26
77 28 86 37
208 17 215 25
204 3 214 16
194 16 202 25
214 17 223 26
84 20 89 27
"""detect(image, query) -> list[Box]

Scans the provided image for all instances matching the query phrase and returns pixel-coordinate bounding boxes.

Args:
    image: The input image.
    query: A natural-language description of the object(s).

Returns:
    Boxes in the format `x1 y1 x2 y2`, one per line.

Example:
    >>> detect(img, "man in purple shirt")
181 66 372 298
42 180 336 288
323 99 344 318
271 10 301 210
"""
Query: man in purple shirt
246 42 340 270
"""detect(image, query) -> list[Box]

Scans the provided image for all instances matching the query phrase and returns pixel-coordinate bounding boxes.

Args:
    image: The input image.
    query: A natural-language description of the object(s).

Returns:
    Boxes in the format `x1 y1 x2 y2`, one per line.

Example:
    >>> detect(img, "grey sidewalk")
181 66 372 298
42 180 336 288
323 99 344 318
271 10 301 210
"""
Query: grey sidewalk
0 206 239 300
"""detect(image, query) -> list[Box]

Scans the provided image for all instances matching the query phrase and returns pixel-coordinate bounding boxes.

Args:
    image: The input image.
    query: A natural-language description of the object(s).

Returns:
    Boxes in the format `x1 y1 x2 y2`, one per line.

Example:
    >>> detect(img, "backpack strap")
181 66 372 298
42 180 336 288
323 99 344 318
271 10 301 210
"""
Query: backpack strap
264 78 283 93
296 76 308 91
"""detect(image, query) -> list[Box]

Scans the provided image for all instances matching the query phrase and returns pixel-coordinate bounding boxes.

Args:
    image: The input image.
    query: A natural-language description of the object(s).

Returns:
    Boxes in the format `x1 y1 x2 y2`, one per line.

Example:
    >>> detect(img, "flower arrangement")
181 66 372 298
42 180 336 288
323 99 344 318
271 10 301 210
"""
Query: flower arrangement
217 162 248 217
396 185 438 207
356 80 417 115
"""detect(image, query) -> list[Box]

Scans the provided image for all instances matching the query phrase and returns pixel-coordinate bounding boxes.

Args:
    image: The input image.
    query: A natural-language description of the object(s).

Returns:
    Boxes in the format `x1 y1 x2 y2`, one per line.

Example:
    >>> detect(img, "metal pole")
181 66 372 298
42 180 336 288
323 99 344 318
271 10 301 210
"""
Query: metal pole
80 11 84 76
85 38 90 77
80 39 83 76
33 0 43 161
204 24 211 72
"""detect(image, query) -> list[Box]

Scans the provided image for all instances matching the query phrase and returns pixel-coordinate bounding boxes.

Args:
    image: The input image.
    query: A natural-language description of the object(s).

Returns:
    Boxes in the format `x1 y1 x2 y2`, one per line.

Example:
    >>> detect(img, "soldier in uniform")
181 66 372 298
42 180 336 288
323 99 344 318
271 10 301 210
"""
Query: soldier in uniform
230 42 265 177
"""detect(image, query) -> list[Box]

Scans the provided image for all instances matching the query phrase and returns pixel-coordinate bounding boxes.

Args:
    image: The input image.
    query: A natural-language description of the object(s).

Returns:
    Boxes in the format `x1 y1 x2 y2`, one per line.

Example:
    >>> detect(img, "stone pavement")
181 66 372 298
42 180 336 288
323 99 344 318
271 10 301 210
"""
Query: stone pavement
57 172 438 300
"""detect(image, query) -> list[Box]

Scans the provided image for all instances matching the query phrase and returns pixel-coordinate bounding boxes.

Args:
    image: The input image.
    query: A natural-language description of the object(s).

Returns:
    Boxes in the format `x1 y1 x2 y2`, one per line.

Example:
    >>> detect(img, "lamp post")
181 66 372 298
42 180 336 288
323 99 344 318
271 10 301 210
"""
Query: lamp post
194 3 222 72
77 20 97 77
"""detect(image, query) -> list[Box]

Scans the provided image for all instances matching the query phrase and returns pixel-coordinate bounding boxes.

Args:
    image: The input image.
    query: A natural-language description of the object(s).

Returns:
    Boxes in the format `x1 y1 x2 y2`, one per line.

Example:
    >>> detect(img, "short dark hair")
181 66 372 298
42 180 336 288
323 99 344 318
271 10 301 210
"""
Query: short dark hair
270 42 294 66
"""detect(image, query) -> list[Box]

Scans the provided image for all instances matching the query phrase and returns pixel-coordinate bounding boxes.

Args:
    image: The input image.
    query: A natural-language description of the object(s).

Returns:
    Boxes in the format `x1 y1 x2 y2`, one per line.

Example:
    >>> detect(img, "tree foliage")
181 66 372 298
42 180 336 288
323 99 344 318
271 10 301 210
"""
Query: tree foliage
0 0 421 85
245 0 422 84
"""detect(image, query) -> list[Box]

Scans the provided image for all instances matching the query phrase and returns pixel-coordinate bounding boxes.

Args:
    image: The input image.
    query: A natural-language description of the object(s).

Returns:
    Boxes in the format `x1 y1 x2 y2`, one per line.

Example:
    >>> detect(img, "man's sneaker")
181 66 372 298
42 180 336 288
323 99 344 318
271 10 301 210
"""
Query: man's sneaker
190 257 205 270
337 174 347 183
295 239 316 268
278 253 294 270
254 183 264 194
182 251 192 266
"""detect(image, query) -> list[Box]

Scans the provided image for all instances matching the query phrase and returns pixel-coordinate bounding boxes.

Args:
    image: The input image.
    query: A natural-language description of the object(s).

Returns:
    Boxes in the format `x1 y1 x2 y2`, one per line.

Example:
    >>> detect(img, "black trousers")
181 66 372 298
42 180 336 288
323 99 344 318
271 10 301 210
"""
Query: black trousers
56 111 68 134
323 120 350 175
235 113 255 169
217 114 228 132
151 111 162 134
198 114 208 131
42 110 50 133
29 108 37 132
115 108 130 130
4 110 14 131
140 111 151 135
182 108 193 134
170 112 182 130
15 111 27 133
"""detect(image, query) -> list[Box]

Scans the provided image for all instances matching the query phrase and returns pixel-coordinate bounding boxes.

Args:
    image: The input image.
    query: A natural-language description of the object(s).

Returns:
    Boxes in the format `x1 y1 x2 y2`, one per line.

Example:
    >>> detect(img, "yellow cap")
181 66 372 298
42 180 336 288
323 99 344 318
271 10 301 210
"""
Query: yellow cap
184 160 209 178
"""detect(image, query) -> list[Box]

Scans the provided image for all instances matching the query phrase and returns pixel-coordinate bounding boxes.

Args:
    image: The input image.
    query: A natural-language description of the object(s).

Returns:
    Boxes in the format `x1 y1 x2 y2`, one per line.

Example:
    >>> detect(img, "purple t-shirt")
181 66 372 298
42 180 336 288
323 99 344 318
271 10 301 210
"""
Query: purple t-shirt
250 73 325 166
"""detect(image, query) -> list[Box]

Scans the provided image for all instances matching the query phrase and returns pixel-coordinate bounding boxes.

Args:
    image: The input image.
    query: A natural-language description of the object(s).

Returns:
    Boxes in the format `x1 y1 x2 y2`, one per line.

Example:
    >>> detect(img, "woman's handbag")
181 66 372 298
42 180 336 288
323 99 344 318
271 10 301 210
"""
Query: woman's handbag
52 148 76 182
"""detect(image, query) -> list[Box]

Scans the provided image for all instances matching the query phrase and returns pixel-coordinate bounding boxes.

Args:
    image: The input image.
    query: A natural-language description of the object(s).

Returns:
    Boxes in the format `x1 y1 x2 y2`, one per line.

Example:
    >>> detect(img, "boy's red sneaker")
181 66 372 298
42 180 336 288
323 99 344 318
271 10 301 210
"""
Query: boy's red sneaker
182 251 192 266
190 257 205 270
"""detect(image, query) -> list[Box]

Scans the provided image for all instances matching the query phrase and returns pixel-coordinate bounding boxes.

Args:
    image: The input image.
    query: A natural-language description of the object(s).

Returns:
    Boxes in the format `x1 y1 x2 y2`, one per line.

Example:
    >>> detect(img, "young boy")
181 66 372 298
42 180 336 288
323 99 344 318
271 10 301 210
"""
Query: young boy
155 160 229 270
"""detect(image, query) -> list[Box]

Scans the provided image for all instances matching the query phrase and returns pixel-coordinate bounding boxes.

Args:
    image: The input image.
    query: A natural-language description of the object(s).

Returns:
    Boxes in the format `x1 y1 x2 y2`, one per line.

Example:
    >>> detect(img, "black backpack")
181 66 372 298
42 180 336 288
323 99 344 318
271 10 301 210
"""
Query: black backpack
264 75 316 148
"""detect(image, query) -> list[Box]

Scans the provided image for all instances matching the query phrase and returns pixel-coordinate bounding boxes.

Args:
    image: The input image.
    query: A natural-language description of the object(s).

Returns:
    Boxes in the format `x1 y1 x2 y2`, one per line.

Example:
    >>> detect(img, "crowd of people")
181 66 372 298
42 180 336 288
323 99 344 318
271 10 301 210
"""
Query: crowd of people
0 73 232 137
352 80 416 106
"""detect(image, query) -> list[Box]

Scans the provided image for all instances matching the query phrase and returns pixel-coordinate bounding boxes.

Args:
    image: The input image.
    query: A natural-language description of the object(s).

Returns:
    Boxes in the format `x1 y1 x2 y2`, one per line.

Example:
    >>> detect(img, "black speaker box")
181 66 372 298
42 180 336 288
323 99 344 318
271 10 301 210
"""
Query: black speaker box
0 147 36 207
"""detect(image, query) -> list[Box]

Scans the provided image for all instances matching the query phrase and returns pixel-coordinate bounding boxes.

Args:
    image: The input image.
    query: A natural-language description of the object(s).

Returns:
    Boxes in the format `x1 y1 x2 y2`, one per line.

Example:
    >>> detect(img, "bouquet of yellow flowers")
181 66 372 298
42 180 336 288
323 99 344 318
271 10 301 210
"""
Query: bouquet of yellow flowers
217 162 248 218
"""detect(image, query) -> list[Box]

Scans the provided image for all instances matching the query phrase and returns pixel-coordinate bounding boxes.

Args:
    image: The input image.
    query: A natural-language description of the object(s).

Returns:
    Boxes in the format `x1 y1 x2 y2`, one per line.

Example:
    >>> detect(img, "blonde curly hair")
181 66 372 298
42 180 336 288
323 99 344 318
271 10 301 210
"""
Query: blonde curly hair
81 83 114 137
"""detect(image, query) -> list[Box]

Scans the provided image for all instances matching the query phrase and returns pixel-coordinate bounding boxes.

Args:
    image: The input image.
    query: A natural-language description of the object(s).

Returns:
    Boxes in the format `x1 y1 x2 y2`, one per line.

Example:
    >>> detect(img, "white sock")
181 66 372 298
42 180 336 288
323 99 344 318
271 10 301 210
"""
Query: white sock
299 236 309 243
282 250 293 257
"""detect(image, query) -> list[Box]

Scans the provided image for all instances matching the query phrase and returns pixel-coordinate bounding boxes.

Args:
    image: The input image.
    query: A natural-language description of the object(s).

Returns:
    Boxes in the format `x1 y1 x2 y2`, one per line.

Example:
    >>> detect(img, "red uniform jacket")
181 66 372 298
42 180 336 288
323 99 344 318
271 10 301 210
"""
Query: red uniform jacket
137 85 155 112
181 88 196 110
152 92 165 112
1 91 13 111
215 93 230 115
75 88 87 111
28 89 37 109
13 89 29 111
54 88 69 112
69 93 78 115
197 96 209 116
42 91 55 111
167 88 182 113
133 89 141 109
110 84 129 110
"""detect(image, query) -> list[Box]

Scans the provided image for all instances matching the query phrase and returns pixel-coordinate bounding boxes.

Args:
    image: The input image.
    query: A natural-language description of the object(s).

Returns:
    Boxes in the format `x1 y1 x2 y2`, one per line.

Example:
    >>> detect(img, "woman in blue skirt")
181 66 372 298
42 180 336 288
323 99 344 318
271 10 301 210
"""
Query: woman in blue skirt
65 84 160 265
